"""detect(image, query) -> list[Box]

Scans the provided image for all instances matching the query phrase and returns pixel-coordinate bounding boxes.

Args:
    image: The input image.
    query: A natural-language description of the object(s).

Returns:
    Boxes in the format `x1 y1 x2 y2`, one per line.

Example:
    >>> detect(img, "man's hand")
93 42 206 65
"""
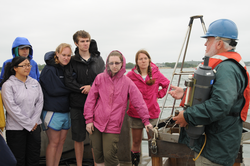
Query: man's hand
80 85 91 94
168 85 184 99
86 123 94 135
172 110 188 127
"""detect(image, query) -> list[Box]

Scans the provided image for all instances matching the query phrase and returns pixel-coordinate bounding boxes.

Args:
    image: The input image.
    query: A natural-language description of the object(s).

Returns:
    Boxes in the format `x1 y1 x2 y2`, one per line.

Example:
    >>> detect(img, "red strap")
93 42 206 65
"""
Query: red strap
180 90 187 107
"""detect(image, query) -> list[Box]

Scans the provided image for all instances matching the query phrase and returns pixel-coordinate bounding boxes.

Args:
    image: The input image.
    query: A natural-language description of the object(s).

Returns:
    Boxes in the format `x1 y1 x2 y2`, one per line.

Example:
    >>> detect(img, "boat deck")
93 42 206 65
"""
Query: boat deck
2 116 250 166
2 129 250 166
65 155 249 166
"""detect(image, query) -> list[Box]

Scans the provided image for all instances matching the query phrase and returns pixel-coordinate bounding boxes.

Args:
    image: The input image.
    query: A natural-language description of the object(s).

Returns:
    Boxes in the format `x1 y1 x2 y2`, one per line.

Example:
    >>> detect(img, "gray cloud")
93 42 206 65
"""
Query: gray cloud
0 0 249 65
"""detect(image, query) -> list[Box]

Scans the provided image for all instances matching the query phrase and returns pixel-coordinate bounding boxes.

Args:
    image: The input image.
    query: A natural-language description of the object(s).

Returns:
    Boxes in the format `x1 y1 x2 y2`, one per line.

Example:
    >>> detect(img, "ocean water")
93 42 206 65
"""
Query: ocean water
126 67 250 159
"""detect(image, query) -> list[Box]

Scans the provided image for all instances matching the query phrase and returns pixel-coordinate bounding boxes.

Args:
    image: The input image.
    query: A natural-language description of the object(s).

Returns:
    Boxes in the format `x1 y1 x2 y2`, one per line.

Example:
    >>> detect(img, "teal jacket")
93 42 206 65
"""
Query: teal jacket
179 60 246 166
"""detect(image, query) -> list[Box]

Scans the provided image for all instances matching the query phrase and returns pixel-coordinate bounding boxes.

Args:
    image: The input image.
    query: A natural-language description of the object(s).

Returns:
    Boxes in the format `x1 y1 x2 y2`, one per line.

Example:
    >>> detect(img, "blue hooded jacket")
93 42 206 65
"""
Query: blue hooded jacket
39 51 71 113
0 37 40 83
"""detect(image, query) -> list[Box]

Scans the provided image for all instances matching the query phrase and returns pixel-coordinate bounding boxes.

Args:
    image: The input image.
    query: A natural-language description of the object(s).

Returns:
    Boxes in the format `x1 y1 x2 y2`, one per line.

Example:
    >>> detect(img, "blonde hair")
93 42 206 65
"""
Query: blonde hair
135 50 155 85
54 43 72 64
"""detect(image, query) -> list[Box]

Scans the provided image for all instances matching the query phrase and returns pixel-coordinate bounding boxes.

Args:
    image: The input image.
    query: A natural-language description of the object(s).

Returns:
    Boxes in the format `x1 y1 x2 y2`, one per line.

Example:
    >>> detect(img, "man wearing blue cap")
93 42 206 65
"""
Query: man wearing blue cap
169 19 250 166
0 37 40 83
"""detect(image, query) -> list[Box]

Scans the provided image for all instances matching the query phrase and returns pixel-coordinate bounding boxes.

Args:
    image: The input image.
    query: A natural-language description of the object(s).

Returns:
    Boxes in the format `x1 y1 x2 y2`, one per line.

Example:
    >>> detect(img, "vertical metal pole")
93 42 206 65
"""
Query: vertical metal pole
156 15 206 127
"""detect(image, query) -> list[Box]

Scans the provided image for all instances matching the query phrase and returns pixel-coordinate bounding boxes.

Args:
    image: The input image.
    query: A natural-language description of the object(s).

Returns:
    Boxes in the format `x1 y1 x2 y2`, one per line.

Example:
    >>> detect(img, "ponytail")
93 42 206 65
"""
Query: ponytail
0 56 29 87
146 64 155 85
0 63 15 87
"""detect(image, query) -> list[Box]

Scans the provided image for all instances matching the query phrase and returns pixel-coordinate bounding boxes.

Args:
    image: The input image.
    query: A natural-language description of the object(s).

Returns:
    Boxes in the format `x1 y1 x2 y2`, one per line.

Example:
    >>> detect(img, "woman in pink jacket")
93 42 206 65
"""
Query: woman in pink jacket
84 50 152 166
126 49 170 166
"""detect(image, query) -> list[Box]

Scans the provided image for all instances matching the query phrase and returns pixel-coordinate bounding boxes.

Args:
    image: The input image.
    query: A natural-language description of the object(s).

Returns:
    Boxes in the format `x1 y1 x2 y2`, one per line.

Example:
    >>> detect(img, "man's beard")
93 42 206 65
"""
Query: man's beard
205 41 218 57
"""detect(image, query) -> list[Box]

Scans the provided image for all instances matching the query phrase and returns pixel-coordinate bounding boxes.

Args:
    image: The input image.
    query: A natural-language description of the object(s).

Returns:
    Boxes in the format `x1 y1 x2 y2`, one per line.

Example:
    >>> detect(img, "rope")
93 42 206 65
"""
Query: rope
150 126 159 154
152 126 158 138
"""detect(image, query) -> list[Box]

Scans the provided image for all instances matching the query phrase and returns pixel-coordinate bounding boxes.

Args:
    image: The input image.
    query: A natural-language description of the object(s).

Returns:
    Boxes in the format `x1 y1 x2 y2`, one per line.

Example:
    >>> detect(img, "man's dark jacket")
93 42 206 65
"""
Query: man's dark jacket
64 39 105 109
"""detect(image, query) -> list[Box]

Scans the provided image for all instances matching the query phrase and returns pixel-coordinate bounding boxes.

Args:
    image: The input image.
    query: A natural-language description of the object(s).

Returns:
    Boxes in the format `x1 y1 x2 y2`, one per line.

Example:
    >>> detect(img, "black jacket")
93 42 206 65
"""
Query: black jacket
39 51 71 113
64 39 105 109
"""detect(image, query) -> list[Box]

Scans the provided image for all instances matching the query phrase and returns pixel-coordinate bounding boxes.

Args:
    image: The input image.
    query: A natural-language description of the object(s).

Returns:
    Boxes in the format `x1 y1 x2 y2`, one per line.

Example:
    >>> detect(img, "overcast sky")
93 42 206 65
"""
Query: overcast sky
0 0 249 65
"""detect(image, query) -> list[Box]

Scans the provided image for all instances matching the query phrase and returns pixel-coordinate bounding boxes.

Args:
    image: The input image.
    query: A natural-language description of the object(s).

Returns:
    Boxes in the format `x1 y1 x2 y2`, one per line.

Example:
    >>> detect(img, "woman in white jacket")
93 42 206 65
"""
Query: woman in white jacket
0 56 43 166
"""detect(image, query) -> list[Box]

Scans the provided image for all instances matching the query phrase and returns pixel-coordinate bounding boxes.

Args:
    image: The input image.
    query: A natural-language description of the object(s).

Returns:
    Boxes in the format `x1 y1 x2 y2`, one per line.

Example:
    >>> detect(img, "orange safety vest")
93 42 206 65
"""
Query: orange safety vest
180 52 250 121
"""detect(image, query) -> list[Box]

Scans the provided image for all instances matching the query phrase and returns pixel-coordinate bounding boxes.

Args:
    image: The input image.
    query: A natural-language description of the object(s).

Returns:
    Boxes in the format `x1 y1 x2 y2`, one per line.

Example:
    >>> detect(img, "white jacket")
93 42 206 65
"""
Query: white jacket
2 75 43 131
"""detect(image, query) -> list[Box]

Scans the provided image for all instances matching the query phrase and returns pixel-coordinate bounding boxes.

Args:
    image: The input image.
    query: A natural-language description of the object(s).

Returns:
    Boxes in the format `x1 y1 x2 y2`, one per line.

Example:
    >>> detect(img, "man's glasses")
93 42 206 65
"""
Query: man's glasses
108 62 122 66
17 65 32 68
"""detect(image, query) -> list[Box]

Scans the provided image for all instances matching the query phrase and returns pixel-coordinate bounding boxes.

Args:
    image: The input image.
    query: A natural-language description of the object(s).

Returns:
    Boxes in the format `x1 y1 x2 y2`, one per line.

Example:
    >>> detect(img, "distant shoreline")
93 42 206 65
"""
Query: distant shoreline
158 67 172 69
126 67 194 70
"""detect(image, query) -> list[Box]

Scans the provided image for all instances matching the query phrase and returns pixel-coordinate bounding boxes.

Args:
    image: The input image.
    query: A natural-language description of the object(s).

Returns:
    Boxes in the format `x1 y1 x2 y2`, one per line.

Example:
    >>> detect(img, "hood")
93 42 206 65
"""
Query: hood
132 62 159 74
105 50 126 78
11 37 33 59
89 39 100 56
44 51 57 66
74 39 100 57
9 74 32 83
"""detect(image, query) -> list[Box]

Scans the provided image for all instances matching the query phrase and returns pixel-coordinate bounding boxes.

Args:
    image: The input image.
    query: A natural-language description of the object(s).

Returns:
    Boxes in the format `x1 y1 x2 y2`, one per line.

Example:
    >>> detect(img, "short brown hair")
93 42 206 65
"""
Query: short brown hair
73 30 91 44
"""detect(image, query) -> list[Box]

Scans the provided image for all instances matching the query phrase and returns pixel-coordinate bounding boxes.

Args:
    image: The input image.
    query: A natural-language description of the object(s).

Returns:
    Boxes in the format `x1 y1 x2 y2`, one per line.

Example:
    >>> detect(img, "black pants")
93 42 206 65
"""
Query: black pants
0 133 17 166
6 126 41 166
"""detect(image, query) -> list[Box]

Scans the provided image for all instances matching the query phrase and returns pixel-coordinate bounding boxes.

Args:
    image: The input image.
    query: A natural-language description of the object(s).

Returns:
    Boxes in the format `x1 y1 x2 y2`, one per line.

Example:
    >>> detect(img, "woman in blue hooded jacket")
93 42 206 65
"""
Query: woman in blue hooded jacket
39 43 72 166
0 37 40 83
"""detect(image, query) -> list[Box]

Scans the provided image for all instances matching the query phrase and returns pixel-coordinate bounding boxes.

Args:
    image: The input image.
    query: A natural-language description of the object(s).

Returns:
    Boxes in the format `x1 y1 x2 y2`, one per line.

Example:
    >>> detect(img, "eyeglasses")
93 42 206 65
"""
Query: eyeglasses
108 62 122 66
17 65 32 68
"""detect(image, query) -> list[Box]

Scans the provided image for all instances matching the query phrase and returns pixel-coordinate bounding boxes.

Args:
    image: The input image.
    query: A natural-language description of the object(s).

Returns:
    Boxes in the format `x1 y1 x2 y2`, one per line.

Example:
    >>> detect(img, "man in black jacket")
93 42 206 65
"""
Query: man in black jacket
65 30 105 166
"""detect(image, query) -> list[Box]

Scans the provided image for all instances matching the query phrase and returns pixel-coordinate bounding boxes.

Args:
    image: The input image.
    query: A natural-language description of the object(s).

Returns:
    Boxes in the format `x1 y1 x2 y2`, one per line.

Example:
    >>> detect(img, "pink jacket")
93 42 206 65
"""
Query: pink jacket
126 62 170 119
84 52 150 134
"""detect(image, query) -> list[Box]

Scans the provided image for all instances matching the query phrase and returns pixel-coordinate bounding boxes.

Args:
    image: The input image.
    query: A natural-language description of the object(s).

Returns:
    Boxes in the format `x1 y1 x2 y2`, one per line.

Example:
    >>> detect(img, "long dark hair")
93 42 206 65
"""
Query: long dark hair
135 50 155 85
0 56 29 87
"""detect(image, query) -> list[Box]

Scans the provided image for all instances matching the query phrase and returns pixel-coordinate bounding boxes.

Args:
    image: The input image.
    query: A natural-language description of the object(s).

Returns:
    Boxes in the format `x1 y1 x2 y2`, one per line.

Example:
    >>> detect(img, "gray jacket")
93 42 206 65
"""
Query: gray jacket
2 75 43 131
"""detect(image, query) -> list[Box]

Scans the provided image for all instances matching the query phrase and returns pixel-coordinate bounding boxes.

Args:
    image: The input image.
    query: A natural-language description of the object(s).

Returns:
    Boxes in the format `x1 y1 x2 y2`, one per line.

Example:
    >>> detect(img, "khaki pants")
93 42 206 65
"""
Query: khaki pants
129 116 158 128
89 127 120 166
194 152 223 166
